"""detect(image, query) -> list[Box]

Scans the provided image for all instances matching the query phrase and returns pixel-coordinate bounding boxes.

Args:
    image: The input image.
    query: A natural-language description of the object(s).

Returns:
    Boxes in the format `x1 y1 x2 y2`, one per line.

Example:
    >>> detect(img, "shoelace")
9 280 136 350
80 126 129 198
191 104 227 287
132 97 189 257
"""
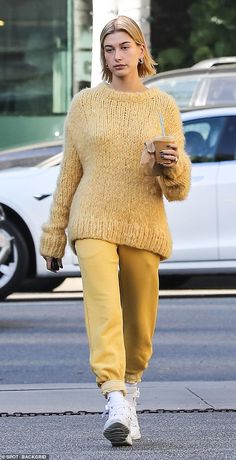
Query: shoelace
102 388 140 418
128 387 140 406
102 403 109 418
134 388 140 402
102 400 131 419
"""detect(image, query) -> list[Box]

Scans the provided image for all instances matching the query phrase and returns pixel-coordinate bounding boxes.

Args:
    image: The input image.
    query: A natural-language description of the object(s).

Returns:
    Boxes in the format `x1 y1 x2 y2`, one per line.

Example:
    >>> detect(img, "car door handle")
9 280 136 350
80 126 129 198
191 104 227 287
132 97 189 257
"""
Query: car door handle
33 194 52 201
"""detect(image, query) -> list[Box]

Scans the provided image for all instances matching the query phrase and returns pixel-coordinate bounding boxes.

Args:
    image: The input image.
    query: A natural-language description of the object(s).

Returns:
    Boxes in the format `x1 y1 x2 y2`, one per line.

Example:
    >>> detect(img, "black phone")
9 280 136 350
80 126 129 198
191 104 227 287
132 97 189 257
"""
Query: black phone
51 258 60 271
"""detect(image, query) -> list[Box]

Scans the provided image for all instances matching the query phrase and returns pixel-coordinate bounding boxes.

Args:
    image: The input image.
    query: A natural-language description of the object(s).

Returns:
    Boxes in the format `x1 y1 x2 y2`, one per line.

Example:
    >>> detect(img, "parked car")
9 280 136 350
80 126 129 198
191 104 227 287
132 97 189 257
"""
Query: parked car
0 106 236 299
145 58 236 110
0 141 62 170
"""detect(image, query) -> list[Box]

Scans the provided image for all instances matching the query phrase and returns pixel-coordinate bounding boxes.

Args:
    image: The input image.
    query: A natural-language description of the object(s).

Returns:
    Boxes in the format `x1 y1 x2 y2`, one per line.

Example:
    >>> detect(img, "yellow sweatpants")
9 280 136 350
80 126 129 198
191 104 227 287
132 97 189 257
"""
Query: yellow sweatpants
75 239 160 396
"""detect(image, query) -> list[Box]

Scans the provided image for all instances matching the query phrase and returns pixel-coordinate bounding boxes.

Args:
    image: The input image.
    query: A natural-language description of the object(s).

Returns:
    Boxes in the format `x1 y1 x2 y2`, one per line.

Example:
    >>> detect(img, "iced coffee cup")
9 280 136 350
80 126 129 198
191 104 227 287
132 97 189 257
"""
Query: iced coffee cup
153 135 175 164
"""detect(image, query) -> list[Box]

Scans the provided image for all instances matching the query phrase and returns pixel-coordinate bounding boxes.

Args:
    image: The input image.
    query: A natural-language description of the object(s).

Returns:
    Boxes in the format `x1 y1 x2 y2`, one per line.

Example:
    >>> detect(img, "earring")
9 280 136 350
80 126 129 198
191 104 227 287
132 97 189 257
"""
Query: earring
138 58 144 64
106 63 109 67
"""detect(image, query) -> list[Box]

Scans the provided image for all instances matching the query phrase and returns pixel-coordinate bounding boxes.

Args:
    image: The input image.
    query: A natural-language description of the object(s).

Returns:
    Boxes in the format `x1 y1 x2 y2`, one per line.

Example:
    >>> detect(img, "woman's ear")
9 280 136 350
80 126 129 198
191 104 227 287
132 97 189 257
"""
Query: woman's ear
139 44 145 58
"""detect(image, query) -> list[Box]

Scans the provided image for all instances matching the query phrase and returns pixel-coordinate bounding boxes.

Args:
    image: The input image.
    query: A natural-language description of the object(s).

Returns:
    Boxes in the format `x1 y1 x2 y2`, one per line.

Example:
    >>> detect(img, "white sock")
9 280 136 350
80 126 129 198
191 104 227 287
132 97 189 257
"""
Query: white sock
126 382 137 389
107 391 124 405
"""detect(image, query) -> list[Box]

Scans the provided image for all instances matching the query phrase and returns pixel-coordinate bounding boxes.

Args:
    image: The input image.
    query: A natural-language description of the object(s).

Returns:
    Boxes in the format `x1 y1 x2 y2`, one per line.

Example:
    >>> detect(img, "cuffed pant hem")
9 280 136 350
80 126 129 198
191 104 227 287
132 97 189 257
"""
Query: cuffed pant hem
125 373 142 384
100 380 127 397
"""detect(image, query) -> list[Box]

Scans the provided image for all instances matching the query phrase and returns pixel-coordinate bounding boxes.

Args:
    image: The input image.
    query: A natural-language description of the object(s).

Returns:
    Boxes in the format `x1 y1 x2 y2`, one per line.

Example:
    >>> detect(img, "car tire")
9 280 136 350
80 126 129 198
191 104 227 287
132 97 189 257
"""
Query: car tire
20 277 66 292
0 220 29 300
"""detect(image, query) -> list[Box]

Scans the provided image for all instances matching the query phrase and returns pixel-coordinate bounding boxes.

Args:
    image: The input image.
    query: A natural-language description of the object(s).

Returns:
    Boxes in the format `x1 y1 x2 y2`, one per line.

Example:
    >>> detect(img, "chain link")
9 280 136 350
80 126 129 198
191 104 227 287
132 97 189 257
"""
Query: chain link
0 408 235 417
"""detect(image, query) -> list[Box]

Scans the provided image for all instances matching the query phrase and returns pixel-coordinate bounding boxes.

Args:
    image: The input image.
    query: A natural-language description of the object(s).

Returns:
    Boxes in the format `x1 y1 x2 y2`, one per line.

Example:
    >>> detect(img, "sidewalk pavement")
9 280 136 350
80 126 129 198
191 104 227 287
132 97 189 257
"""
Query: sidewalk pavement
0 381 235 459
0 381 235 414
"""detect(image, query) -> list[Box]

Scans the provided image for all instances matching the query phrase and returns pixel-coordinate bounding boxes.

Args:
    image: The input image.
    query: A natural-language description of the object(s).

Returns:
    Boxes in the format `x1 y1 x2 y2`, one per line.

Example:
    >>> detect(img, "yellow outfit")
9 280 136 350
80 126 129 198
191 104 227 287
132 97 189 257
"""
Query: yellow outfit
40 82 191 395
40 82 191 259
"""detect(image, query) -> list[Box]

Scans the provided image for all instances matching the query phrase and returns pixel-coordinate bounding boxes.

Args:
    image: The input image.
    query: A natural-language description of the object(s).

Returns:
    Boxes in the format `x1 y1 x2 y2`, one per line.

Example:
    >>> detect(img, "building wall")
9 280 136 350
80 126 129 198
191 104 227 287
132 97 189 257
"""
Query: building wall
0 0 150 149
0 0 73 149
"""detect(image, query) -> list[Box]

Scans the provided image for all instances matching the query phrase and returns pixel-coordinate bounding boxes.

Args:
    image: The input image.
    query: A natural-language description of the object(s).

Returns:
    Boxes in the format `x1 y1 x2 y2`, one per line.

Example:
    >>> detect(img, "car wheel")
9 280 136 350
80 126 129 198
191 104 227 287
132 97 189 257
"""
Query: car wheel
20 277 66 292
0 220 29 300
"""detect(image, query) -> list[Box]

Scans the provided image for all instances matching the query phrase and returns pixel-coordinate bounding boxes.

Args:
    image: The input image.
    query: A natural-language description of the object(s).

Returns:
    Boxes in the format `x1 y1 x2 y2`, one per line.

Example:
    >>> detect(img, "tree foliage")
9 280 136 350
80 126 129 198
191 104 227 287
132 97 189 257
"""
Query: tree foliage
150 0 236 71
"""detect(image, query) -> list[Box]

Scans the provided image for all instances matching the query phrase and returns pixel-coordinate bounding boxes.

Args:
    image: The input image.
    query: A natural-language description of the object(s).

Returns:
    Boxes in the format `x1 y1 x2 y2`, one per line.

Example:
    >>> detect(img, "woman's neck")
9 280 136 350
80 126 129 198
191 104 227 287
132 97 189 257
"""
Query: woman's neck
109 76 147 93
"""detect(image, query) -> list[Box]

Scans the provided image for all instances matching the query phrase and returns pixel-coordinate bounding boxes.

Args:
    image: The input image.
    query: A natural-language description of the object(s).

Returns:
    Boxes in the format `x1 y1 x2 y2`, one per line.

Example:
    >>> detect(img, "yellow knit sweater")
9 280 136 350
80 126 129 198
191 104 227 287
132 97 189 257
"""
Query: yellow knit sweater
40 82 191 260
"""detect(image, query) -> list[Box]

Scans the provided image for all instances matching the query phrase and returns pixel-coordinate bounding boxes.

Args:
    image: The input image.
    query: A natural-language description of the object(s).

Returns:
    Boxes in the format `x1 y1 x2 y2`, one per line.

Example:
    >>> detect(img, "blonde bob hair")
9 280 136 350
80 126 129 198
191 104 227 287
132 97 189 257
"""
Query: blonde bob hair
100 15 157 82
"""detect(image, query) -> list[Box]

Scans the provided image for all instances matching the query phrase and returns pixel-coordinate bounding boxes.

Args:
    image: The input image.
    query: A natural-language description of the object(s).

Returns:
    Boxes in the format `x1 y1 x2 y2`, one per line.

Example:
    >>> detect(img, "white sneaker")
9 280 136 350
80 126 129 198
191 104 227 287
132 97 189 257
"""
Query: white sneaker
103 397 132 446
126 386 141 440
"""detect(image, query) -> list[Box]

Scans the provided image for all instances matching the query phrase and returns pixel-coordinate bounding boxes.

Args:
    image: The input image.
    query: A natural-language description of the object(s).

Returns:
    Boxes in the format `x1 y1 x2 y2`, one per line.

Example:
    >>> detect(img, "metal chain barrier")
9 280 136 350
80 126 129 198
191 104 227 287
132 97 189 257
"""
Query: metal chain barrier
0 408 235 417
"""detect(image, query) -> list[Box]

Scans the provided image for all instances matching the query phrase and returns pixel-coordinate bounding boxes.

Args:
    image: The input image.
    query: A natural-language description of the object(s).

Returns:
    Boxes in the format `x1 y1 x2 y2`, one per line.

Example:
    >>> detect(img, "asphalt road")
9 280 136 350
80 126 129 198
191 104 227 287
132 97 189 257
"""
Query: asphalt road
0 296 235 384
0 412 235 460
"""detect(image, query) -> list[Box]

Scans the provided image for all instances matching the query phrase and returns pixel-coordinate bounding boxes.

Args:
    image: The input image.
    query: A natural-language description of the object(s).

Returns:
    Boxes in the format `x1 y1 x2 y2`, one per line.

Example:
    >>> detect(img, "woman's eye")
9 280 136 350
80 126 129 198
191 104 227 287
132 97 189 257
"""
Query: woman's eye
122 47 128 50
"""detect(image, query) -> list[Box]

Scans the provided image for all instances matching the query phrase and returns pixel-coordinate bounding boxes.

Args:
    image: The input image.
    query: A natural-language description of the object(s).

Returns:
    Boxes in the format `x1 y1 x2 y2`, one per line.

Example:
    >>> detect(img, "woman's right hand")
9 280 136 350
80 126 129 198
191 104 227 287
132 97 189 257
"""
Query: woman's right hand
43 256 63 273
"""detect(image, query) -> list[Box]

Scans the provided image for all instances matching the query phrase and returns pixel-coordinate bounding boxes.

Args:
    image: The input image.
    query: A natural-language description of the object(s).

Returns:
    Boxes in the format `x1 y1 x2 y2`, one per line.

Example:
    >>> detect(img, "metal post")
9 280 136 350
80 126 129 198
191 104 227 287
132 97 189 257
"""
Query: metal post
67 0 73 103
91 0 118 87
73 0 92 93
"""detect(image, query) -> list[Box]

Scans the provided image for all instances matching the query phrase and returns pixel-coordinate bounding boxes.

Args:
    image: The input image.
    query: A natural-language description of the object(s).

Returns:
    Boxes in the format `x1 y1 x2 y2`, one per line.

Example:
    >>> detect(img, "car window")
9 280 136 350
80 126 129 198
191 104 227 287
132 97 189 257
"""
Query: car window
146 76 202 108
183 116 227 163
215 116 236 161
205 77 236 106
0 144 62 170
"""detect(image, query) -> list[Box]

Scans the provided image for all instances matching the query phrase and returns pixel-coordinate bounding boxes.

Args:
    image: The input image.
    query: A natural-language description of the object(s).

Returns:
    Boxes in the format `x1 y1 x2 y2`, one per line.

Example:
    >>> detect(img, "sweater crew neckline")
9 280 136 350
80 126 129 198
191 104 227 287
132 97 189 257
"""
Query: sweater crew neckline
99 82 159 102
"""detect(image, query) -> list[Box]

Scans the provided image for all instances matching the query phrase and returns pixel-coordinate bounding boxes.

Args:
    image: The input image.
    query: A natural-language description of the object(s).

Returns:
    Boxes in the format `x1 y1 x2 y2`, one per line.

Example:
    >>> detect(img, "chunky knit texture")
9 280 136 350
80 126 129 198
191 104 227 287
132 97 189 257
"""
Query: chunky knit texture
40 82 191 260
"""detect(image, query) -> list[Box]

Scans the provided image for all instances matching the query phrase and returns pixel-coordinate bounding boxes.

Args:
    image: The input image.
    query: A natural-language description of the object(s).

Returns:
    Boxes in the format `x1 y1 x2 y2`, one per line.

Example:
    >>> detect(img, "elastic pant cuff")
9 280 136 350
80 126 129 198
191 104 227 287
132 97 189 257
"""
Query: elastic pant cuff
100 380 127 397
125 373 142 384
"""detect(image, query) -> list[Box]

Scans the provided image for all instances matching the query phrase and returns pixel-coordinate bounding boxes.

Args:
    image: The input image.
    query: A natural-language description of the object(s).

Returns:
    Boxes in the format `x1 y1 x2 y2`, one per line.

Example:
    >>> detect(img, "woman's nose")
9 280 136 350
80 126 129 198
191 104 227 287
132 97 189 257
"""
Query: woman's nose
114 50 122 61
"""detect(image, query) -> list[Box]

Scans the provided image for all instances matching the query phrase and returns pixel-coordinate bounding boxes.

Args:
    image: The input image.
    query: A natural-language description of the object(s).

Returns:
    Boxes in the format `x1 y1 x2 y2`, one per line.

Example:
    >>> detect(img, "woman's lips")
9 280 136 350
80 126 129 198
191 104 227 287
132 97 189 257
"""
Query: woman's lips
114 65 126 69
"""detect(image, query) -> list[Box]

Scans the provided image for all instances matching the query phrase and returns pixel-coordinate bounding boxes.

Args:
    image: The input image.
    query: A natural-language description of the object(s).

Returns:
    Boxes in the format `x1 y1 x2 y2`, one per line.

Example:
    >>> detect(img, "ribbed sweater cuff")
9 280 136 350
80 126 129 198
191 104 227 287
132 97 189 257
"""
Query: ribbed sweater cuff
40 232 67 259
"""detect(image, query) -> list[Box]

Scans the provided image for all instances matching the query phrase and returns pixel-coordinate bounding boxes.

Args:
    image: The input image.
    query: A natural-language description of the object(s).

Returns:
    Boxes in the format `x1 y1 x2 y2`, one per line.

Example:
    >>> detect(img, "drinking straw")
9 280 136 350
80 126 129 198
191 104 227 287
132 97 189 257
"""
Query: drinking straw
159 113 165 136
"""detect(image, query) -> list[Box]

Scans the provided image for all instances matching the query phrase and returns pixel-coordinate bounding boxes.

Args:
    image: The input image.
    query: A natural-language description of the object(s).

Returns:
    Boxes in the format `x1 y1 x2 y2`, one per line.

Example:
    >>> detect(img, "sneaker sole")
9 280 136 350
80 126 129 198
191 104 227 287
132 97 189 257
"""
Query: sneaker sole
103 422 132 446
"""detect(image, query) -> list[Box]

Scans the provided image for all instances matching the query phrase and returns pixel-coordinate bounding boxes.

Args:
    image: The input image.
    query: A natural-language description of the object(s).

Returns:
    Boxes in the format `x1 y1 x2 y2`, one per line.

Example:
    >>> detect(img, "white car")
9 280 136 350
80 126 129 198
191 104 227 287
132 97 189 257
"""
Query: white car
0 107 236 298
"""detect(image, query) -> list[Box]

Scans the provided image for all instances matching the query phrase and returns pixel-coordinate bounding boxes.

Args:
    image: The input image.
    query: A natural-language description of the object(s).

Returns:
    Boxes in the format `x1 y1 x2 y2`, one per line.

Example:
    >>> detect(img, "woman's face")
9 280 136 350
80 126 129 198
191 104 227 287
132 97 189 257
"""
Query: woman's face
103 31 144 80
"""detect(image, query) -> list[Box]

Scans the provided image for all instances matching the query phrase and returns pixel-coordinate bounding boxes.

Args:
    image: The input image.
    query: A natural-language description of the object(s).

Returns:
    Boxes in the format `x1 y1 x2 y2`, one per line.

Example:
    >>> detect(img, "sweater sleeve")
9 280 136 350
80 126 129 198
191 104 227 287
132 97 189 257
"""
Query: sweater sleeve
40 100 83 258
157 96 191 202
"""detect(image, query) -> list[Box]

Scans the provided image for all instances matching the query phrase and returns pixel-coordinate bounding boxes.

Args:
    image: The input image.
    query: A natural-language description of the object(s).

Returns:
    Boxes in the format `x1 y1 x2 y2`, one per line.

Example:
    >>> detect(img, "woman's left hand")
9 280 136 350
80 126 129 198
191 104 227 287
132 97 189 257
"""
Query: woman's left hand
159 143 179 168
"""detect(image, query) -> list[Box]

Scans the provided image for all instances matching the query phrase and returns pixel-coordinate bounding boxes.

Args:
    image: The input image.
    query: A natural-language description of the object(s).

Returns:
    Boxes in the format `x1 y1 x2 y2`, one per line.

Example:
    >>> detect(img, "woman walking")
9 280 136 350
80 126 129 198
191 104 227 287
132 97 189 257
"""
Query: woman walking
40 16 191 447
